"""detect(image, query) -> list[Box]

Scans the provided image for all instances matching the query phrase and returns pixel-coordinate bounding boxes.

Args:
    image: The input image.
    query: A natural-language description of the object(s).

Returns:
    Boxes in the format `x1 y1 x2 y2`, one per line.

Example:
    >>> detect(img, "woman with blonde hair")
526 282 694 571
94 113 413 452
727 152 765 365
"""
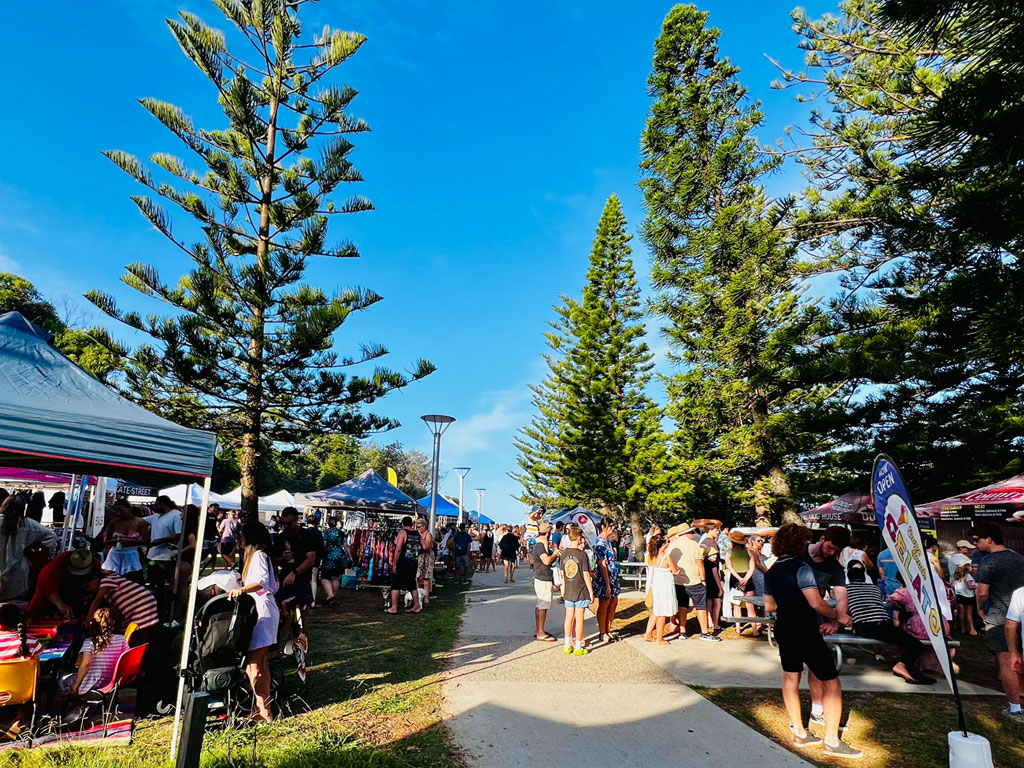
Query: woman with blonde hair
228 520 279 722
643 533 679 644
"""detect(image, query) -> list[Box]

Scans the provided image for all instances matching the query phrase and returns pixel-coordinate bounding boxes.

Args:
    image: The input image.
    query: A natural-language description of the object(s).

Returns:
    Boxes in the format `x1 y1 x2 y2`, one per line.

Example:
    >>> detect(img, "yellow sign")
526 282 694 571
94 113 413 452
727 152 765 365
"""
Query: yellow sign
387 467 398 487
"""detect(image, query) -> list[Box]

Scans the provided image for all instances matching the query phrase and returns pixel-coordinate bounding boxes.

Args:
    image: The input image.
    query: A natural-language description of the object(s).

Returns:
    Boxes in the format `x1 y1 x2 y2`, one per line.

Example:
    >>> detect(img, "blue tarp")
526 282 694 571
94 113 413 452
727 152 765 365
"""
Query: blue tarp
294 469 422 513
0 312 217 484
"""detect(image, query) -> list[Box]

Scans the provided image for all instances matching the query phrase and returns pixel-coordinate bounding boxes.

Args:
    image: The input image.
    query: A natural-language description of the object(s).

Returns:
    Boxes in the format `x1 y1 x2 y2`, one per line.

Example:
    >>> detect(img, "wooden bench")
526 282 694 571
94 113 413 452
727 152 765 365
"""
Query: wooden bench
824 633 960 673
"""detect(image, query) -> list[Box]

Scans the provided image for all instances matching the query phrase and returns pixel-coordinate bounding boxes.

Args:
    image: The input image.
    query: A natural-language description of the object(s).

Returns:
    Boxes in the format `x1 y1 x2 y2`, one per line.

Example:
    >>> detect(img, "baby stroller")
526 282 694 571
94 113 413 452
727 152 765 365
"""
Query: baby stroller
185 591 284 721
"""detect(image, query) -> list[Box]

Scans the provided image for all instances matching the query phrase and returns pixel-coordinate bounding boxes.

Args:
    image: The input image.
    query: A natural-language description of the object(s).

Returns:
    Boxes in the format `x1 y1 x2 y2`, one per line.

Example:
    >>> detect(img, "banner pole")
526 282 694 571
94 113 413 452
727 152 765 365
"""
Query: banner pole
170 476 212 760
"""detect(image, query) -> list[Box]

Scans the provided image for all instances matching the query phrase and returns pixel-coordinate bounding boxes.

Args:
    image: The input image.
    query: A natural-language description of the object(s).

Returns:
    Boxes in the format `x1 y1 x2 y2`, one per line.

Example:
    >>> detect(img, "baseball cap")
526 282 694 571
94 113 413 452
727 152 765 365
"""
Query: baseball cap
956 539 976 549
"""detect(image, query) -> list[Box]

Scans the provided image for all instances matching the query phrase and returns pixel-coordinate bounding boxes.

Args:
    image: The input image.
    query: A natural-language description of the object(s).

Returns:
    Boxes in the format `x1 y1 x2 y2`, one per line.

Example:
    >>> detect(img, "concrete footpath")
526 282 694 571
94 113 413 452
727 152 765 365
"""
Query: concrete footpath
442 570 811 768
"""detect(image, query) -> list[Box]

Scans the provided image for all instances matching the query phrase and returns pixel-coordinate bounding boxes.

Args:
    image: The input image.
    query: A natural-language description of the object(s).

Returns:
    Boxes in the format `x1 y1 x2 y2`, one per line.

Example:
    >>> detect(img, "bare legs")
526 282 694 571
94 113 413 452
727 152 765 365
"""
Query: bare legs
597 596 619 640
782 671 806 737
245 646 273 722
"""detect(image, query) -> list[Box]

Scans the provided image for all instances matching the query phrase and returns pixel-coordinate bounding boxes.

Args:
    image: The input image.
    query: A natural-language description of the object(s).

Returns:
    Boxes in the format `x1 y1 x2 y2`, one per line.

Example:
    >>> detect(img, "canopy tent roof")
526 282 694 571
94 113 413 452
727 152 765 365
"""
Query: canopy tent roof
293 469 422 513
416 493 460 516
151 484 239 509
802 492 875 526
0 312 216 484
916 474 1024 522
0 468 96 486
548 506 603 525
219 486 295 512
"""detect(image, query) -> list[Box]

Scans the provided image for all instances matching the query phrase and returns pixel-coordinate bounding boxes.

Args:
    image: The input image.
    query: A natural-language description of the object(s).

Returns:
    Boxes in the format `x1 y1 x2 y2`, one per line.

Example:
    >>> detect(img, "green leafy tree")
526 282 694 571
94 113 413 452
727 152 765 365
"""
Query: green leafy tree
0 273 61 332
775 0 1024 500
640 5 831 524
515 196 666 540
89 1 433 515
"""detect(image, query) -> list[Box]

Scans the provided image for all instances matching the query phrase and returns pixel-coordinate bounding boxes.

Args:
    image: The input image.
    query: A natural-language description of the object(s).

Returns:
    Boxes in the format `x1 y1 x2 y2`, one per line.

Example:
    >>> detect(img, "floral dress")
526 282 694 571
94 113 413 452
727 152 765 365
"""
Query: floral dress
321 526 348 577
592 536 621 598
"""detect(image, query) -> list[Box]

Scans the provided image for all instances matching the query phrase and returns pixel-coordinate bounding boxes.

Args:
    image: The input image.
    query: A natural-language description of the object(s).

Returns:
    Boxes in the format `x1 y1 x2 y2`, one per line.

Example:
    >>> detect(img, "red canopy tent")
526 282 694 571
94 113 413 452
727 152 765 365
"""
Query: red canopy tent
915 474 1024 522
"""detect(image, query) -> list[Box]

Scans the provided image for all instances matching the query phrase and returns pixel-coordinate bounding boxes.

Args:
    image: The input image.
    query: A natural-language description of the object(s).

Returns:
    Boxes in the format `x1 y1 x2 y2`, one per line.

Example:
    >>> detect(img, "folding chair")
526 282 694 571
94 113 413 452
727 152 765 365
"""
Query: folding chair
123 623 139 644
0 657 39 745
80 643 147 739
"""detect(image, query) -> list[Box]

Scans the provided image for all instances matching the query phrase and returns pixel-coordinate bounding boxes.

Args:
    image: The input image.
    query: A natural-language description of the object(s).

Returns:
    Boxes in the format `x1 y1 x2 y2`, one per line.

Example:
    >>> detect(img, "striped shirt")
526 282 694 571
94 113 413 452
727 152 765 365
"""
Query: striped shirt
79 635 129 692
99 575 159 630
846 580 891 625
0 630 42 660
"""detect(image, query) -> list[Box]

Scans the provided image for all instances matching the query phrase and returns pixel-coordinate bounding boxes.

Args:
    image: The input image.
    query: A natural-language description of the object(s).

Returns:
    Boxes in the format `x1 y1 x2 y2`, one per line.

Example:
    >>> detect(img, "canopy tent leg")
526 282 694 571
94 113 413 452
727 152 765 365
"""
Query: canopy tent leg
170 484 192 610
170 476 212 760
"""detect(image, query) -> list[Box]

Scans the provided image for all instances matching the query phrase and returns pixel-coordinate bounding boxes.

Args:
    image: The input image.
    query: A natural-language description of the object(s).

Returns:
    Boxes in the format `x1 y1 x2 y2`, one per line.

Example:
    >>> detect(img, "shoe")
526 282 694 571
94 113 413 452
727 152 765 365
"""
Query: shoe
283 639 294 655
809 711 825 727
823 741 863 759
573 647 589 656
563 645 573 655
699 633 722 642
790 728 822 748
1002 708 1024 723
65 706 87 723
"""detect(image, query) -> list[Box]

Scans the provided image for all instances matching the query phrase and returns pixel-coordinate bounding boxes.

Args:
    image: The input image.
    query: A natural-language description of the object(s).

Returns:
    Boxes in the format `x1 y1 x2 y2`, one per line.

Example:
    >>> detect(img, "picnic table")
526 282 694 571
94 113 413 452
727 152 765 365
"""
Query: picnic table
823 633 961 673
616 561 647 592
721 595 776 647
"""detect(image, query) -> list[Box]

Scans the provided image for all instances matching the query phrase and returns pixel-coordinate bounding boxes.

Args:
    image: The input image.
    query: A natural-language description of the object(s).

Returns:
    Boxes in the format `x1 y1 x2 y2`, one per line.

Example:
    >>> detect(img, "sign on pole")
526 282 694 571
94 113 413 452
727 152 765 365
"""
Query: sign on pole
872 454 967 734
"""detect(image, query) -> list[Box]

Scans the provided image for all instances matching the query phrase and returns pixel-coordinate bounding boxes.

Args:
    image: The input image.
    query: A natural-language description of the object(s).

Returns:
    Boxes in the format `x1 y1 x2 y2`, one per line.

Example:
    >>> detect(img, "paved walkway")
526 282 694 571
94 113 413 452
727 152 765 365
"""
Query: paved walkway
442 570 811 768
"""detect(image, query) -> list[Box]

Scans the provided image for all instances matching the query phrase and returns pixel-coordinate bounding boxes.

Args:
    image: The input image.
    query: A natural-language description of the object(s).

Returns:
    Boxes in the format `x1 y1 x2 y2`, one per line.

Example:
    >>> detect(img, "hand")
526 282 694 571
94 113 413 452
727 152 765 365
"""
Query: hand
284 572 295 587
838 612 853 628
228 588 243 600
819 620 840 636
58 603 73 619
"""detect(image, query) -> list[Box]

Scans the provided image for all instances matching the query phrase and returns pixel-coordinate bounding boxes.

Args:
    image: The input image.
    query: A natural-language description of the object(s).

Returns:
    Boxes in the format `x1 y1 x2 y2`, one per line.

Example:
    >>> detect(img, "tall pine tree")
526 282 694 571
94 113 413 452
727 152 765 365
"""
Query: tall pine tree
640 5 829 524
514 196 665 535
89 1 433 515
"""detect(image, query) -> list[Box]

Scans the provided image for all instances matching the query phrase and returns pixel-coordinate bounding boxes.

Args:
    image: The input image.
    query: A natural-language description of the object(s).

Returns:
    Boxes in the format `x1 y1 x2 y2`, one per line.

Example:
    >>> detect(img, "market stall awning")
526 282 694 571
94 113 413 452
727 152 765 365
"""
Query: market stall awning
0 312 216 484
416 493 460 516
915 474 1024 522
293 469 422 513
219 486 294 512
802 492 875 526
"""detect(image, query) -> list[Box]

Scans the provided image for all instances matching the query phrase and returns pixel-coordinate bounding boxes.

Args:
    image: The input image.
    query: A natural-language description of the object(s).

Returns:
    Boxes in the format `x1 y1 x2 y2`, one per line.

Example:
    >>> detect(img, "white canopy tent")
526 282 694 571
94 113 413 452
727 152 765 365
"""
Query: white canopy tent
219 486 294 518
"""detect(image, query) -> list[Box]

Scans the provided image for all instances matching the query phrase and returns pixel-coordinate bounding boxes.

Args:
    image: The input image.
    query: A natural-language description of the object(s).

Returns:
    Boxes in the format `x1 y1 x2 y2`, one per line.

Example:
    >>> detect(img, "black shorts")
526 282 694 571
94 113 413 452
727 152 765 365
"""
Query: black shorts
955 595 974 607
275 579 313 609
775 629 838 682
675 583 708 611
220 539 237 556
391 559 418 592
705 577 721 601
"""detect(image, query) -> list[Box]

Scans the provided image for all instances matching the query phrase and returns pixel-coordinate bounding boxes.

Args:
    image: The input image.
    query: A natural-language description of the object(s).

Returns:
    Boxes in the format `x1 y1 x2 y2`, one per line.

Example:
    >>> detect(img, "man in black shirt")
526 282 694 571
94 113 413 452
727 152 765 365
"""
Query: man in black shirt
531 523 559 641
273 506 317 649
765 524 861 759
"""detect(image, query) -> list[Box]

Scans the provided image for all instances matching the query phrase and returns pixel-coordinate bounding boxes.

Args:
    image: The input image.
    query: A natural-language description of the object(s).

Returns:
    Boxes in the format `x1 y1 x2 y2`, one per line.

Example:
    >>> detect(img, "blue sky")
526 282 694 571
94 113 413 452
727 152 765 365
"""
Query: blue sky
1 0 834 524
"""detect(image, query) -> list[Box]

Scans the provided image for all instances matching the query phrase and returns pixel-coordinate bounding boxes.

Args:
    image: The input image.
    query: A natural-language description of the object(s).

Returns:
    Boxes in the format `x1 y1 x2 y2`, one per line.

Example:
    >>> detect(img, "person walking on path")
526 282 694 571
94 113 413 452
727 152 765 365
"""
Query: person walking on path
416 519 436 606
764 523 862 759
560 524 594 655
388 516 422 614
479 524 495 573
498 525 520 583
972 522 1024 721
454 523 473 583
593 522 621 643
531 523 559 641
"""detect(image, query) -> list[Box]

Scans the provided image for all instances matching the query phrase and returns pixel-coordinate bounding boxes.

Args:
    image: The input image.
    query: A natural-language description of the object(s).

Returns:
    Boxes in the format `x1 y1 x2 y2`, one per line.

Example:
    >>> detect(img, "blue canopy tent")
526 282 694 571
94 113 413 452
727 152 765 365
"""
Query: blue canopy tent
294 469 423 515
417 493 460 519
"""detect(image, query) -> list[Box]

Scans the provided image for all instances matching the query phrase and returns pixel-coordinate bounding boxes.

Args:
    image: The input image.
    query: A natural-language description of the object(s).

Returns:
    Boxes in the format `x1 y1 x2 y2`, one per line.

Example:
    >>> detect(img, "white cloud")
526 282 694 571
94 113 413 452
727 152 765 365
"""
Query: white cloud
0 246 19 272
445 386 532 456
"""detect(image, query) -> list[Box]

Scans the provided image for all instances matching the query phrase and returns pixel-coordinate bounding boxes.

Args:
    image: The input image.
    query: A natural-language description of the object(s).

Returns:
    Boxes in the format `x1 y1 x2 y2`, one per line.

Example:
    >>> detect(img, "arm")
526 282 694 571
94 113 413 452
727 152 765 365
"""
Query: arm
36 524 59 555
583 569 595 601
138 520 152 546
539 548 559 566
69 650 94 695
763 594 777 613
976 583 990 621
599 556 611 591
1006 619 1022 673
834 586 852 627
390 531 406 572
85 586 111 623
803 587 839 621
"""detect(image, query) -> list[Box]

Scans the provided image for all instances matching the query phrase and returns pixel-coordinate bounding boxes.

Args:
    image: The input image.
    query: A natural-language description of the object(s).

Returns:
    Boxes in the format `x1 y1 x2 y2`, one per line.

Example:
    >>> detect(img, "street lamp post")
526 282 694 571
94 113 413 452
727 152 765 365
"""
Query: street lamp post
475 488 486 526
421 414 455 535
453 467 471 525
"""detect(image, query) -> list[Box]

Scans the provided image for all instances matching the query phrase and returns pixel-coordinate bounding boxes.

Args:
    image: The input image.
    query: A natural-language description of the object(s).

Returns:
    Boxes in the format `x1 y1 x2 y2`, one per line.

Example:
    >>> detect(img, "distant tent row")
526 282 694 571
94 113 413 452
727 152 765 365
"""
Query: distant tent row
294 469 424 515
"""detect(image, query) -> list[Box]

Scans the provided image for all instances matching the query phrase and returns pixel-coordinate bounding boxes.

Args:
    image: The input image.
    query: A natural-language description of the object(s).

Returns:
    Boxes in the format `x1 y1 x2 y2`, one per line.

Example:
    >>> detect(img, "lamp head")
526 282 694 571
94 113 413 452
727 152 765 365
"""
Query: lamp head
421 414 455 435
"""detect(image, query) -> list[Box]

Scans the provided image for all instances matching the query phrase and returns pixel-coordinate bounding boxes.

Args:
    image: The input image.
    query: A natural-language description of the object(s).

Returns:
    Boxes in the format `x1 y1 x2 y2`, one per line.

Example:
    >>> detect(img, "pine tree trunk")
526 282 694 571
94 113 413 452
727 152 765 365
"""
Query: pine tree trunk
772 465 801 525
629 504 646 563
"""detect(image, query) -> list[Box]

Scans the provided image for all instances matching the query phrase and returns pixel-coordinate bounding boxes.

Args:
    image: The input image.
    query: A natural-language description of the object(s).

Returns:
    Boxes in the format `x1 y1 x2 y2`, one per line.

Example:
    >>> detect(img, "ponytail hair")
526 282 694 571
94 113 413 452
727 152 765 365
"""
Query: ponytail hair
1 495 27 537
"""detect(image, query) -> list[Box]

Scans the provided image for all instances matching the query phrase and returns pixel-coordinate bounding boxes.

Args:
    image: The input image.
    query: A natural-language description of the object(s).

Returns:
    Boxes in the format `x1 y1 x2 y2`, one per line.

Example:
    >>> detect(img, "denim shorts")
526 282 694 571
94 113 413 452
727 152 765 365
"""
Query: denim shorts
564 599 589 609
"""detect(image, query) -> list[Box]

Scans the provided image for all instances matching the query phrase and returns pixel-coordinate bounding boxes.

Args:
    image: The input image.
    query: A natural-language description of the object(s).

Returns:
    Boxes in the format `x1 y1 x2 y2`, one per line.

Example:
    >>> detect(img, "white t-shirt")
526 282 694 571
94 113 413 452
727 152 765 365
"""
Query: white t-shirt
954 572 977 598
145 510 183 561
840 547 866 568
947 552 971 580
1006 586 1024 653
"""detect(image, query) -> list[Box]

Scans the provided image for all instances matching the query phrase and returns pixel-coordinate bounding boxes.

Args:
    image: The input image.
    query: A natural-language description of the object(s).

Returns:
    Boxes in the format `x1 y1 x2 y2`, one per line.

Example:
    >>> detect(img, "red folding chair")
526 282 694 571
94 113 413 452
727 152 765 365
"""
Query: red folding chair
80 643 147 739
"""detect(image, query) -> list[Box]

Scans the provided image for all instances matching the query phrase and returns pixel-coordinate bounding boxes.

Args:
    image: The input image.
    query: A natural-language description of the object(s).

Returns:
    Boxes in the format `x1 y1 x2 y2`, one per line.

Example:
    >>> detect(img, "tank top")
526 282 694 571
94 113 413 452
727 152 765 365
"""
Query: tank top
402 529 421 560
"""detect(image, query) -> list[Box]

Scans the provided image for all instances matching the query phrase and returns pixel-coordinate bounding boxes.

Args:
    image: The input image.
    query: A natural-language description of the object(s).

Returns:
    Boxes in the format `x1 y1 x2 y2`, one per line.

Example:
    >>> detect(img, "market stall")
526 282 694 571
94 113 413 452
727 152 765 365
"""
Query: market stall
916 474 1024 553
0 310 218 752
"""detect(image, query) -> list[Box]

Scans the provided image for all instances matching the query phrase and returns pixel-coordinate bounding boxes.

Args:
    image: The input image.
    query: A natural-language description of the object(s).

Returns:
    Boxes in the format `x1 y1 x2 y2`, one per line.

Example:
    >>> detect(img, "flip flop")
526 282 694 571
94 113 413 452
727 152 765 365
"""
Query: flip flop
535 635 557 642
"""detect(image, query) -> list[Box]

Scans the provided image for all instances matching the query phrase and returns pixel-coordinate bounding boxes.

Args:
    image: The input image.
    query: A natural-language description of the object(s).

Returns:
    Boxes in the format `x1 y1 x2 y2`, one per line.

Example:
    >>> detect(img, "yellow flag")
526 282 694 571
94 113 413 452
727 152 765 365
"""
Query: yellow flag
387 467 398 487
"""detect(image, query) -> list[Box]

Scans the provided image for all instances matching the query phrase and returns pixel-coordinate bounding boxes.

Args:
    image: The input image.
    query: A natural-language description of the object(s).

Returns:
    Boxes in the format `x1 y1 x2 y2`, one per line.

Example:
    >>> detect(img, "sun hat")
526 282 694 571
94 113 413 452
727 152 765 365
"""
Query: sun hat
538 522 551 534
728 530 749 545
956 539 976 549
666 523 696 538
66 548 95 576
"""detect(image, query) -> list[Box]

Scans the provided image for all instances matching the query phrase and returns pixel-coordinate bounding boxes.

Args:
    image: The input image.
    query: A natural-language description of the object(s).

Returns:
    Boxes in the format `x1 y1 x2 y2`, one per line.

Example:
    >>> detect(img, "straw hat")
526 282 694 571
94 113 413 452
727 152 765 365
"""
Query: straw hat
728 530 749 545
666 523 696 538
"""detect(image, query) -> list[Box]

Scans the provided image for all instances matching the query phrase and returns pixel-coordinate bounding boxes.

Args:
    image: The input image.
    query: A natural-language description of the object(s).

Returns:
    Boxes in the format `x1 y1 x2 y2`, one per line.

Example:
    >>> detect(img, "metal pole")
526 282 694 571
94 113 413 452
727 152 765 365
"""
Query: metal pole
475 489 485 525
170 476 212 759
170 484 191 610
428 431 441 535
458 474 464 525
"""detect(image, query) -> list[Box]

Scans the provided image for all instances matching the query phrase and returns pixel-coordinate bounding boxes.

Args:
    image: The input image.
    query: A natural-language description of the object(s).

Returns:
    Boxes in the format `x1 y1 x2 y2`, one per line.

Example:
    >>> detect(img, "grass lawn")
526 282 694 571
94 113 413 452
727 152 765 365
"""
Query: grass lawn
1 580 469 768
699 687 1023 768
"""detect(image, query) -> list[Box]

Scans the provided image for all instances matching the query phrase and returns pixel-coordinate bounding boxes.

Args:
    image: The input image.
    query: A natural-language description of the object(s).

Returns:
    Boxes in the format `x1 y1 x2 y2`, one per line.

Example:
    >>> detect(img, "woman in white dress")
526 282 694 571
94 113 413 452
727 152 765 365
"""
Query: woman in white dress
643 533 679 645
228 520 279 722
